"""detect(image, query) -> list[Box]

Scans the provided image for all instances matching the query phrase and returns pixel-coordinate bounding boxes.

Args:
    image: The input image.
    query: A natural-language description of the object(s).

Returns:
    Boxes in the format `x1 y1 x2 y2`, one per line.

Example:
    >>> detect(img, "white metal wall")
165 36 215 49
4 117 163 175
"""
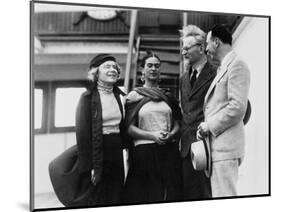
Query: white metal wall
233 17 269 195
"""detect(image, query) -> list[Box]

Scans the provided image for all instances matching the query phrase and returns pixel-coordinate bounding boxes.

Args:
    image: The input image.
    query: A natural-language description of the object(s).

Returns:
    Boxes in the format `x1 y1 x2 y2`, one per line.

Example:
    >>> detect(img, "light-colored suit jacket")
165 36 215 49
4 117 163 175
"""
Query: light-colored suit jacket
203 51 250 162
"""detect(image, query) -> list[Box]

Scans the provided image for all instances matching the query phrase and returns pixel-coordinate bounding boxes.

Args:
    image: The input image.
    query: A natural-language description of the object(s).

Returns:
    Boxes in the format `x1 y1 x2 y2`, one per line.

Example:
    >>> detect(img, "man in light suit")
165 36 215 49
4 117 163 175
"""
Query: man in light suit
197 25 250 197
180 25 216 200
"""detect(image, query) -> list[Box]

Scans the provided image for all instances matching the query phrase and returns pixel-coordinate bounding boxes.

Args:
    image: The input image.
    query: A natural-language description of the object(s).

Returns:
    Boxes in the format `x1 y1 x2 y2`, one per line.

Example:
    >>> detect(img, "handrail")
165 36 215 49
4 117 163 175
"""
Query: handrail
124 10 138 94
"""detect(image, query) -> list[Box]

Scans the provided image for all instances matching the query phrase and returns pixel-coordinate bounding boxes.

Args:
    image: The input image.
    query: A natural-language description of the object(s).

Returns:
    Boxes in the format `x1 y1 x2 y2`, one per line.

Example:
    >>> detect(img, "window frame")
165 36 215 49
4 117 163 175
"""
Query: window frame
34 82 48 134
34 79 125 134
50 81 88 133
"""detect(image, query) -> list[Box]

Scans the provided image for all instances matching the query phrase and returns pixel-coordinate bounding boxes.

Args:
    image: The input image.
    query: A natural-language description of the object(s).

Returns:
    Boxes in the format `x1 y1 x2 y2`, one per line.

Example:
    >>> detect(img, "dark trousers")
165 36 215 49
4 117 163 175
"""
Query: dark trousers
182 153 211 200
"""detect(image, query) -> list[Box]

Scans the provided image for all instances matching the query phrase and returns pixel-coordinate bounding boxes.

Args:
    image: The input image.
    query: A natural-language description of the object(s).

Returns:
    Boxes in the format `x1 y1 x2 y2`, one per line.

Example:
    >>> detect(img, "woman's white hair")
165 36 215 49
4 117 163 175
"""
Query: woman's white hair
180 25 206 46
87 62 121 82
87 66 99 82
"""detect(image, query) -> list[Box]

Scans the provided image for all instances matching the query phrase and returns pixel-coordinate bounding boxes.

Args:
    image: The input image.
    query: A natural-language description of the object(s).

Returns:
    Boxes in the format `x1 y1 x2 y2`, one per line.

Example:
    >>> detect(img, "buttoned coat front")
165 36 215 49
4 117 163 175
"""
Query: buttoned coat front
180 61 217 158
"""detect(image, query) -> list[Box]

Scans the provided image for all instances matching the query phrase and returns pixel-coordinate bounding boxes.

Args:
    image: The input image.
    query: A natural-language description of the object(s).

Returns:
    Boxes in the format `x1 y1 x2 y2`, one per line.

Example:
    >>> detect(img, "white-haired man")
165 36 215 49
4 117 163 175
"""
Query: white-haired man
180 25 216 200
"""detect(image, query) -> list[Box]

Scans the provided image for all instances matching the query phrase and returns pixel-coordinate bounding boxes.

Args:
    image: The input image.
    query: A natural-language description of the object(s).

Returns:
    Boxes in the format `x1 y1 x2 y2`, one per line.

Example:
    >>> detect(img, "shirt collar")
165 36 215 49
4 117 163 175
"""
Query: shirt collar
220 50 234 69
191 57 207 77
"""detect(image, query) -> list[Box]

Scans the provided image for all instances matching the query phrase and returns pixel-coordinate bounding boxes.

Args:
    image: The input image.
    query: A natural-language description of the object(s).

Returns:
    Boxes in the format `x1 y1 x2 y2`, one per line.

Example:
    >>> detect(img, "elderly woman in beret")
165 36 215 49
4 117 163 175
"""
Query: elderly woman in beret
75 54 126 205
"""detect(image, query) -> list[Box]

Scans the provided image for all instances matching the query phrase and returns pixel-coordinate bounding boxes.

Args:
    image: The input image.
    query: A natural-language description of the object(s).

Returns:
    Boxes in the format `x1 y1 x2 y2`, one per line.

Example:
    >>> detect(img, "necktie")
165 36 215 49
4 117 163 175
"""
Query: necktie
190 69 197 88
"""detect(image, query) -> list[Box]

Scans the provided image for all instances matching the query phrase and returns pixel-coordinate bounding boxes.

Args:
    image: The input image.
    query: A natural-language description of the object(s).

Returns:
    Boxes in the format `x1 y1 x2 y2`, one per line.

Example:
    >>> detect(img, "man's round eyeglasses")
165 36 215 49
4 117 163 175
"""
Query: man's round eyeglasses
181 43 202 52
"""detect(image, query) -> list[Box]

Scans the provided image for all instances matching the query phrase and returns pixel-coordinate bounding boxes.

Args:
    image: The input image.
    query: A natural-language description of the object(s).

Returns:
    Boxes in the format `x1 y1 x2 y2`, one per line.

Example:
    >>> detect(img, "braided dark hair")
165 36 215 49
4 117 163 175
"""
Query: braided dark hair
140 51 161 68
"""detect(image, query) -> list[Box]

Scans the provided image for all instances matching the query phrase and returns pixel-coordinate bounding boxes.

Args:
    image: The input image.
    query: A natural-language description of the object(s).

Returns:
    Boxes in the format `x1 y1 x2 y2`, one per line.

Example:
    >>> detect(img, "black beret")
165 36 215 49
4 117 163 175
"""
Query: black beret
89 54 116 69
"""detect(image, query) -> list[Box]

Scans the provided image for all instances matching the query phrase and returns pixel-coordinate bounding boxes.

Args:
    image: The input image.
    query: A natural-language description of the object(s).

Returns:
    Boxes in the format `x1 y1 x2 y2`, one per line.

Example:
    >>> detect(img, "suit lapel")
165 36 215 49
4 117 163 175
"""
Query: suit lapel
180 71 192 114
181 71 192 96
204 52 237 105
191 62 215 96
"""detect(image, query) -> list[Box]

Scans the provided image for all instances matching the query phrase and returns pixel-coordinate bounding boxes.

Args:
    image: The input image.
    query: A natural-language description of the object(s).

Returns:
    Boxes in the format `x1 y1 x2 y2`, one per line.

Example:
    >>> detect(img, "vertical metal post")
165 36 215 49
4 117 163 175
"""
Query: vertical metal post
124 10 138 94
179 12 188 104
132 36 141 89
180 12 188 77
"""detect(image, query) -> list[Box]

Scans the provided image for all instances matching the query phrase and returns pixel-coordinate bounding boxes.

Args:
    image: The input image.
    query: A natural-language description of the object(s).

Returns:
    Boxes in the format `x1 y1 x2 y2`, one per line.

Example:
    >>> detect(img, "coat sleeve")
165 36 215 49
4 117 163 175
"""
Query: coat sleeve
75 93 92 173
171 97 182 121
207 60 250 137
164 89 182 121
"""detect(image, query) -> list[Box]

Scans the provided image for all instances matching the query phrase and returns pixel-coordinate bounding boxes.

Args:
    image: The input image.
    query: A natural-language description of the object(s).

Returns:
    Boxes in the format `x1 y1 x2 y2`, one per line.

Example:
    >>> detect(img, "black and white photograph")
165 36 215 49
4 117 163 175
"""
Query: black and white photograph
30 0 270 211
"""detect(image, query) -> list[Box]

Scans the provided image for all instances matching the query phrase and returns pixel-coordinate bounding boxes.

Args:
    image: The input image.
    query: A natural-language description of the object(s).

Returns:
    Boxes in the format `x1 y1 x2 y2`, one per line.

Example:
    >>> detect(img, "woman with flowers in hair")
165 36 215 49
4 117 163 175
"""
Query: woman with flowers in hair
122 51 183 203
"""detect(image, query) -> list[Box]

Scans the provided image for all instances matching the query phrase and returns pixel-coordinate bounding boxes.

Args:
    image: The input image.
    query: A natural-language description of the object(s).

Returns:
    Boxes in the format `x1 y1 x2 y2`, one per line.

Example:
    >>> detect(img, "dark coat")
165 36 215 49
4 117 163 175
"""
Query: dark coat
49 84 126 207
75 85 125 174
180 62 216 158
180 61 216 200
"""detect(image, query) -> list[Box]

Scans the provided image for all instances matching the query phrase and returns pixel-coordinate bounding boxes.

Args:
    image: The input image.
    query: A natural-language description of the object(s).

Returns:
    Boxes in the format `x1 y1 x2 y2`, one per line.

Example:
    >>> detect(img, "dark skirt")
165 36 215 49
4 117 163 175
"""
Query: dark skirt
122 142 183 204
90 133 125 206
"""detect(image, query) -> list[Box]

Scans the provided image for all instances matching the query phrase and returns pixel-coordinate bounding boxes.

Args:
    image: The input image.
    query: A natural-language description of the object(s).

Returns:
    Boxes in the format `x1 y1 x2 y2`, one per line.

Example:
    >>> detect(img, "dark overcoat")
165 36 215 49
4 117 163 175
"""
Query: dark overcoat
48 84 126 207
